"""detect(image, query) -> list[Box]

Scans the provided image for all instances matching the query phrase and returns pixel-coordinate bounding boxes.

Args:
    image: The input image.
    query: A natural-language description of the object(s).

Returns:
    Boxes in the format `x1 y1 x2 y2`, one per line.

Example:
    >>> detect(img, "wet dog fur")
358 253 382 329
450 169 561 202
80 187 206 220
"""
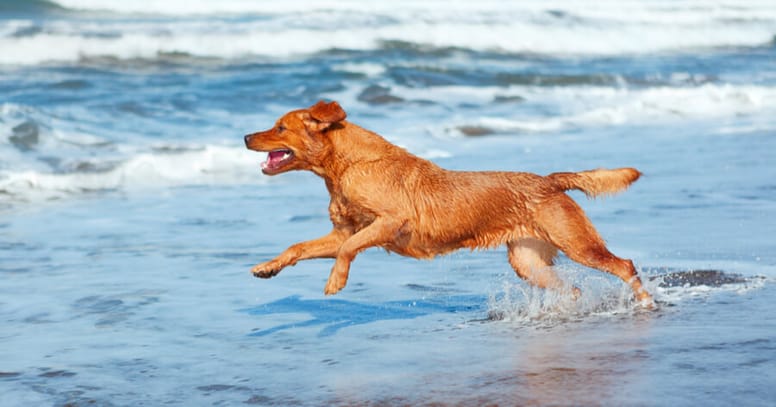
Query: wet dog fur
244 101 654 306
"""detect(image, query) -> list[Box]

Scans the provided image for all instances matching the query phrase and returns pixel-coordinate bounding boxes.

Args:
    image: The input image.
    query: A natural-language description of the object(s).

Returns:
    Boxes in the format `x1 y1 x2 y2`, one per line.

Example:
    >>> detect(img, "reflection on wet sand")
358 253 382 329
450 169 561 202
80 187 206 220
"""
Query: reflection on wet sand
512 315 653 405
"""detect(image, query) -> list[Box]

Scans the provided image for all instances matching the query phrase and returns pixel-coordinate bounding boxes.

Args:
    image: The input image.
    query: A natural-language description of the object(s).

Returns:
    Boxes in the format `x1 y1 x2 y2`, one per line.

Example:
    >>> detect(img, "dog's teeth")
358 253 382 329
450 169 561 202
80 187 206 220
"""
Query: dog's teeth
282 152 290 160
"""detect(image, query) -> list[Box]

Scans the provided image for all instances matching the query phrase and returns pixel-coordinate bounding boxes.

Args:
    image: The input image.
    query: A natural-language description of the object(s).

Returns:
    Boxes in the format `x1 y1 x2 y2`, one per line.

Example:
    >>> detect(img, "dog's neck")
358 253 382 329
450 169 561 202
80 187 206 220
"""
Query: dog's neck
311 122 405 183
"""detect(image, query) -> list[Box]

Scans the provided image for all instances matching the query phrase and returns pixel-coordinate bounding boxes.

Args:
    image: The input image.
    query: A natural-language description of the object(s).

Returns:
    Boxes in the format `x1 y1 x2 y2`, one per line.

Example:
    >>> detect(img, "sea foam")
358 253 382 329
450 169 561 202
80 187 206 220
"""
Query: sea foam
0 145 263 203
2 1 775 65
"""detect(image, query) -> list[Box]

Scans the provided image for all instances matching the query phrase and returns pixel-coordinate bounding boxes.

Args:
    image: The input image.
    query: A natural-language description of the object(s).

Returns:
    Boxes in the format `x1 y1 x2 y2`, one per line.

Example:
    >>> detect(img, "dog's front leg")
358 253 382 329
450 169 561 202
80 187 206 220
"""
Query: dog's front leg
324 217 402 295
252 229 349 278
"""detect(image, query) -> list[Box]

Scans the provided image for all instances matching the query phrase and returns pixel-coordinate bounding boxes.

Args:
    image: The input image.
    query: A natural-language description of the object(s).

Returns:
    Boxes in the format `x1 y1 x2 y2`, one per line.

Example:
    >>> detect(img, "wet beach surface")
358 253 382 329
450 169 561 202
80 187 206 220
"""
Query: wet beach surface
2 1 776 405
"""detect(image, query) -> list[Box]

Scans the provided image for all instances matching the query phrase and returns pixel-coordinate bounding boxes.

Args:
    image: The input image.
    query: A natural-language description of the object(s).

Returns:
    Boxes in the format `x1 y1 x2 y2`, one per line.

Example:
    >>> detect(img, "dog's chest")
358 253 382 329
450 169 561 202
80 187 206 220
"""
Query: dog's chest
328 194 376 232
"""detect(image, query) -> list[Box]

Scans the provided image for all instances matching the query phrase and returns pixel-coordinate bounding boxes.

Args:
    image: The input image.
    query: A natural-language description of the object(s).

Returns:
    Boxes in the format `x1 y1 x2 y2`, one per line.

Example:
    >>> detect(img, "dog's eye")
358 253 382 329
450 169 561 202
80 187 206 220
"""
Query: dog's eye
277 125 286 133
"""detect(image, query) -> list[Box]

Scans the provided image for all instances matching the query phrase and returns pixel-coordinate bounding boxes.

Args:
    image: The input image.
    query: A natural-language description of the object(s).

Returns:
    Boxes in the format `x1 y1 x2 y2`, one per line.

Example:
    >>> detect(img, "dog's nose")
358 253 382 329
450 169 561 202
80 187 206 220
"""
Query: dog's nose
243 134 252 147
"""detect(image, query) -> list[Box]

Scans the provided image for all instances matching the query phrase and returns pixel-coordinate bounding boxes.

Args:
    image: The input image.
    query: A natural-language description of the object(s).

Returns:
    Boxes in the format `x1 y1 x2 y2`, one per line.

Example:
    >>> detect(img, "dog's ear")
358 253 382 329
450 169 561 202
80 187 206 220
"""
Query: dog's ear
308 100 346 129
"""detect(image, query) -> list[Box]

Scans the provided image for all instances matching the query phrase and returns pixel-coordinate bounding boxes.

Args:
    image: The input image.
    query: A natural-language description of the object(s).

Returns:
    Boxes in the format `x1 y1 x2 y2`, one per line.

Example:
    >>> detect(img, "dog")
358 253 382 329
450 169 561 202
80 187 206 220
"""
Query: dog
244 101 654 307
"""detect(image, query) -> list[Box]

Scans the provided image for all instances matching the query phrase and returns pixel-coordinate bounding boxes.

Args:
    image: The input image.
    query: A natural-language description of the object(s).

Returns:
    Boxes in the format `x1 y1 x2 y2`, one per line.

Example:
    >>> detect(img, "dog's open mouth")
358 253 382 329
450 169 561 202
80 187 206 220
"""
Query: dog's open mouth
261 149 294 174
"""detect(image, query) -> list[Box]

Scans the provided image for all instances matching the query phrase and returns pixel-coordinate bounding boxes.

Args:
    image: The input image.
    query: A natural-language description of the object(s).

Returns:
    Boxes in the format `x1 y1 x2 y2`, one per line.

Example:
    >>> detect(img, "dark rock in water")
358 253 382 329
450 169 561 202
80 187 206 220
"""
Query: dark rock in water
653 269 748 288
458 125 495 137
357 84 404 105
10 120 40 151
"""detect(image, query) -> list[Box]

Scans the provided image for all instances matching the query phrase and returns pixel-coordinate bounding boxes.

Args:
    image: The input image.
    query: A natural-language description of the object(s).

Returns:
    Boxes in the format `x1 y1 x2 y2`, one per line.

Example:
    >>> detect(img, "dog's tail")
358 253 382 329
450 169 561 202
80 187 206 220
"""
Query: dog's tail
548 168 641 198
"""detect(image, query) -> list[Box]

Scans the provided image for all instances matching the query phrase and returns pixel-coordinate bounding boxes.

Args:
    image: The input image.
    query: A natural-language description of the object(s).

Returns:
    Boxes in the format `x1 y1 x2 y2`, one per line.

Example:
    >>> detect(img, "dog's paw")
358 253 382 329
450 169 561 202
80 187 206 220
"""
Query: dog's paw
634 287 656 310
637 295 657 311
251 260 284 278
323 273 347 295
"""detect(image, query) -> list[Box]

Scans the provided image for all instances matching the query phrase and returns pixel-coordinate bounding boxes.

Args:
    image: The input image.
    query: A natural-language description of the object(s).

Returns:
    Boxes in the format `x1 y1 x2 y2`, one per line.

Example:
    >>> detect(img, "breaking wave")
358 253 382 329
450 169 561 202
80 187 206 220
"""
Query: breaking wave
2 0 775 65
0 145 263 203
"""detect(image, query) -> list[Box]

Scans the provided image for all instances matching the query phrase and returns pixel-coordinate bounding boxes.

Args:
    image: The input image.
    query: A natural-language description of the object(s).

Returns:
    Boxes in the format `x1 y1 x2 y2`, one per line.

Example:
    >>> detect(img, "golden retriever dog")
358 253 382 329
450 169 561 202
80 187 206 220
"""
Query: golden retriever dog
244 101 654 307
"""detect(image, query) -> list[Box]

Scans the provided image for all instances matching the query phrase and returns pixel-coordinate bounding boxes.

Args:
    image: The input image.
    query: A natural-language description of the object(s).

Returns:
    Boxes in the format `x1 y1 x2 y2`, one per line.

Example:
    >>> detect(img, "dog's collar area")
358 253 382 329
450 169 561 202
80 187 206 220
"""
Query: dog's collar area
261 149 294 173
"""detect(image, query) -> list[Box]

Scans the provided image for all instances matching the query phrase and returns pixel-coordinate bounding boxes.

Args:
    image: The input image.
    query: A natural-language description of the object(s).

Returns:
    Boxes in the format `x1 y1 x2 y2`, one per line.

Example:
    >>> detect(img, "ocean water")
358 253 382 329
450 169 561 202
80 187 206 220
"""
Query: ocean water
2 0 776 405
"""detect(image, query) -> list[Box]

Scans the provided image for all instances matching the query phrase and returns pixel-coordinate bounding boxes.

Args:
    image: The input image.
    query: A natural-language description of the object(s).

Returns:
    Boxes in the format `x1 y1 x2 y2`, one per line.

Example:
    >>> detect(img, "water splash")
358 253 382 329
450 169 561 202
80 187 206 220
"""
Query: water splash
485 268 768 325
486 276 637 326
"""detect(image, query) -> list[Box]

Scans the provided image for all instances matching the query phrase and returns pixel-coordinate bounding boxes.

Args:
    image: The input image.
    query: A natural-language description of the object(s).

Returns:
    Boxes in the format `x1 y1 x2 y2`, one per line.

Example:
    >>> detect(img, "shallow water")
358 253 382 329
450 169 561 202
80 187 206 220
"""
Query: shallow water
2 1 776 406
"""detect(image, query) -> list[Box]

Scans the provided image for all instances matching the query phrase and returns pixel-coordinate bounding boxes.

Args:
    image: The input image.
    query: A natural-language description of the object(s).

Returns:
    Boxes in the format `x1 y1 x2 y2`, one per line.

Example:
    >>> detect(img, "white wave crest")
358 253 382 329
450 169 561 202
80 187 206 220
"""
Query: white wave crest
0 145 265 202
375 83 776 135
2 1 775 65
50 0 776 21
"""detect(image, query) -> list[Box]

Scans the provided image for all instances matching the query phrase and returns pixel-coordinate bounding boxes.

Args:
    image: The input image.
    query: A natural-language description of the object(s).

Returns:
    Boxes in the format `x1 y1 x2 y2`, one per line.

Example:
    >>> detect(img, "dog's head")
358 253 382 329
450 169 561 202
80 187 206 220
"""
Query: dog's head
244 100 347 175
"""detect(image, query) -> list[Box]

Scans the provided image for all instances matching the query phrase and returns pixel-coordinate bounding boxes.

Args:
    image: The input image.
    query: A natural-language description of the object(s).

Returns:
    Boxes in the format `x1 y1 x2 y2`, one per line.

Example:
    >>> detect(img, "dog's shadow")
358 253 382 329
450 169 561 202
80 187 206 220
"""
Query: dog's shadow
241 270 761 337
241 293 486 337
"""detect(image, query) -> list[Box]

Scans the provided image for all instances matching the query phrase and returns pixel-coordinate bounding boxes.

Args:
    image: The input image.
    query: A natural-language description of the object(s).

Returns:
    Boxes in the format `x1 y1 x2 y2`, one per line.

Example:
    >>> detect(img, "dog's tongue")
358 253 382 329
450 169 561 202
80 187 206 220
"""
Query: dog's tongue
262 150 291 170
268 150 286 163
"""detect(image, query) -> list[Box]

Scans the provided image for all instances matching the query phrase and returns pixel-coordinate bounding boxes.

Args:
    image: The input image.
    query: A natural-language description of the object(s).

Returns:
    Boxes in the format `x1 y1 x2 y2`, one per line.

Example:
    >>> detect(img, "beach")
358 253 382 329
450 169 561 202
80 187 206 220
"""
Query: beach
1 1 776 405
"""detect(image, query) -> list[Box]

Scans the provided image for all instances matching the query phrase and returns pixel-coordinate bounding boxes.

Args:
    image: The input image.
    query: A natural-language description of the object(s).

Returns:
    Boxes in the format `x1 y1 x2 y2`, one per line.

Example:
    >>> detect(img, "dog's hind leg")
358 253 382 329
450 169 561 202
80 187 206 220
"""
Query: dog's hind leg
536 195 654 307
507 238 580 297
